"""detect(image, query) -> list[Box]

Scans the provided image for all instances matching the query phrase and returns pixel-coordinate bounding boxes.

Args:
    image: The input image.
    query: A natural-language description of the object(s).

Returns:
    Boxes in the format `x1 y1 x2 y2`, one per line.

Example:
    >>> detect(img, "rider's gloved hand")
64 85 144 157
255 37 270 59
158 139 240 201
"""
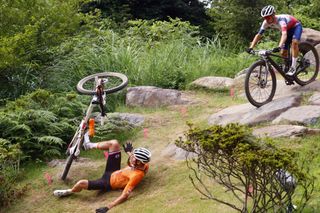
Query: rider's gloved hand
96 207 109 213
246 47 254 54
123 141 133 153
272 47 281 53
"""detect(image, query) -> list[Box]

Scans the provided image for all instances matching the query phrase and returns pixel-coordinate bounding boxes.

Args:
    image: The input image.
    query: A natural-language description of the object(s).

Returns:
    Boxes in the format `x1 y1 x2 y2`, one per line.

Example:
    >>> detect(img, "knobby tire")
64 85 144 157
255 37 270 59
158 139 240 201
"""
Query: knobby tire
77 72 128 95
245 60 277 107
294 42 319 86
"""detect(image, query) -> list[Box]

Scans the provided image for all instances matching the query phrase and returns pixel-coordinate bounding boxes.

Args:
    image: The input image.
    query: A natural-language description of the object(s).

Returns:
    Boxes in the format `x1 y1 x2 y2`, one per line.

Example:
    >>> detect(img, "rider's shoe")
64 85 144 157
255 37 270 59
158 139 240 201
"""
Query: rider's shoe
53 189 73 197
286 67 296 76
91 95 99 104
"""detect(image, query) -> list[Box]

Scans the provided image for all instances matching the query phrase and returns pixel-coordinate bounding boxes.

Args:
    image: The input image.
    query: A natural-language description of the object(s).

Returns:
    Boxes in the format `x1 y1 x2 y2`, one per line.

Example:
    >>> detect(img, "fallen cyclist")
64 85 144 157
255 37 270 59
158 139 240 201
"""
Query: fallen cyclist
53 139 151 213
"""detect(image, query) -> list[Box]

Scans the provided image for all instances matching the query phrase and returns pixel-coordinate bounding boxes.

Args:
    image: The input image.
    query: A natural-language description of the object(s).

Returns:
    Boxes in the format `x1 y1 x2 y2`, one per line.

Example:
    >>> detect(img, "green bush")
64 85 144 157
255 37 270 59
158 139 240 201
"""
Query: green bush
176 123 315 212
0 89 87 161
0 138 24 207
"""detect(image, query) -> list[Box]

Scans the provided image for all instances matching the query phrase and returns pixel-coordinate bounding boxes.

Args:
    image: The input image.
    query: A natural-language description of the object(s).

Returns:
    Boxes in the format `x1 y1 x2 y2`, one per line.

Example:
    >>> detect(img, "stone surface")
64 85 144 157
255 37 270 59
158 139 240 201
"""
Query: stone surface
253 125 308 138
208 95 302 126
240 95 302 125
208 103 254 125
190 76 234 90
161 143 196 160
272 105 320 125
301 28 320 46
126 86 190 107
108 112 145 126
308 92 320 105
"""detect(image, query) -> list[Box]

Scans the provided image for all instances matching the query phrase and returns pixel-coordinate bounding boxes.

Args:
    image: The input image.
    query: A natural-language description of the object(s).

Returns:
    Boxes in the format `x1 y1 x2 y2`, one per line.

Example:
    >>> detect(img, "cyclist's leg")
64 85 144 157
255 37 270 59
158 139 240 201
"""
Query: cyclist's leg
97 139 120 152
83 138 120 151
71 179 89 192
53 179 89 197
291 24 303 67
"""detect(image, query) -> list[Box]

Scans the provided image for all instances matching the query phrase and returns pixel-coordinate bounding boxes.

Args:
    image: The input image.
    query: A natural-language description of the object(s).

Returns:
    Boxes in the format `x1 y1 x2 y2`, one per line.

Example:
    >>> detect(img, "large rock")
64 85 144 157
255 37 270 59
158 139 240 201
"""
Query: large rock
161 143 196 160
253 125 308 138
208 103 254 125
273 105 320 125
308 92 320 105
108 113 145 127
208 95 301 126
126 86 190 107
240 95 302 125
301 28 320 46
190 76 234 90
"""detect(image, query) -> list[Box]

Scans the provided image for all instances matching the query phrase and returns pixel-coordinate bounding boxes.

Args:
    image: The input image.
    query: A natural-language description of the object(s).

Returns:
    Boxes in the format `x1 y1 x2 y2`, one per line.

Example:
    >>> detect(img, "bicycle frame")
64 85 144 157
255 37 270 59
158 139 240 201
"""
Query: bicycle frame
67 77 106 157
254 50 294 84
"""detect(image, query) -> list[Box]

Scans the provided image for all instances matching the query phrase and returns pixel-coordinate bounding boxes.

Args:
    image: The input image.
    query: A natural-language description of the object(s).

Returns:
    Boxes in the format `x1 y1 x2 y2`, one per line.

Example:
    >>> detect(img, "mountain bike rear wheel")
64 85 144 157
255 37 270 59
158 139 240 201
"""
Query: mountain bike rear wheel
294 42 319 86
245 60 277 107
77 72 128 95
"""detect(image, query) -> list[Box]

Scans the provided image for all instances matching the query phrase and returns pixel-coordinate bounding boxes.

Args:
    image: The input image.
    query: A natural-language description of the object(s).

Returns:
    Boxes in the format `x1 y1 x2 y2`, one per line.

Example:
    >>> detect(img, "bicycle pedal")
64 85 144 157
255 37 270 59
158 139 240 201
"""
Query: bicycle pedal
285 80 294 85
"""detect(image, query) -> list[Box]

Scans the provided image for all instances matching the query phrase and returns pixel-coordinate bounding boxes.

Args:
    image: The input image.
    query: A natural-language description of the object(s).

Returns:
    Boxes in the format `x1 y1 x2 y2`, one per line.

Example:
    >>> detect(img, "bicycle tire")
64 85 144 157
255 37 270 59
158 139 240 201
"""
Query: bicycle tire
294 42 319 86
61 153 75 180
77 72 128 95
245 60 277 107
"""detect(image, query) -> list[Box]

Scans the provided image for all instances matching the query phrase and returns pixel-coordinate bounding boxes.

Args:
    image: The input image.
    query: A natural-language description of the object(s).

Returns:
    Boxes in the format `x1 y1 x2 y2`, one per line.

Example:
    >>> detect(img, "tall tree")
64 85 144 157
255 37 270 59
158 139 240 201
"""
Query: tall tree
81 0 213 37
207 0 288 46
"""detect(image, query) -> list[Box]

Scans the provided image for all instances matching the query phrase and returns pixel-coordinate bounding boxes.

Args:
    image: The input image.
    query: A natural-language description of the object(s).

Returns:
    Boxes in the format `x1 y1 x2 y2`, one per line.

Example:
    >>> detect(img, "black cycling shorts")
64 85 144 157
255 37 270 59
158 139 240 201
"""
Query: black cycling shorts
88 151 121 191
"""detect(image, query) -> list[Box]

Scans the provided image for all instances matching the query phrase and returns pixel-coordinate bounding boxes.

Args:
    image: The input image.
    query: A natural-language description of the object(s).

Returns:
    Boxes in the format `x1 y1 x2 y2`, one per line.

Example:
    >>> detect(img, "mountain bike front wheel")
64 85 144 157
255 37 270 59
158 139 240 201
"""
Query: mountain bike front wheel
245 60 277 107
77 72 128 95
294 42 319 86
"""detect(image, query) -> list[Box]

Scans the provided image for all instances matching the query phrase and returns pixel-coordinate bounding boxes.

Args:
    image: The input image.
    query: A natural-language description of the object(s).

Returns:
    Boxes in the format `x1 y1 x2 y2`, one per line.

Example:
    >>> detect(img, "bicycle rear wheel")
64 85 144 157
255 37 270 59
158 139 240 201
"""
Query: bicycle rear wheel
245 60 277 107
77 72 128 95
61 153 75 180
294 42 319 86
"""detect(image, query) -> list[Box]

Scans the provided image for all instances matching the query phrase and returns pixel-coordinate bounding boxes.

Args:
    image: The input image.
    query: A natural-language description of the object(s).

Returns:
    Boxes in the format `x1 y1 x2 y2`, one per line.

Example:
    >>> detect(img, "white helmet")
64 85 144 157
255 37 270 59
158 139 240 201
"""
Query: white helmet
133 148 151 163
261 5 275 17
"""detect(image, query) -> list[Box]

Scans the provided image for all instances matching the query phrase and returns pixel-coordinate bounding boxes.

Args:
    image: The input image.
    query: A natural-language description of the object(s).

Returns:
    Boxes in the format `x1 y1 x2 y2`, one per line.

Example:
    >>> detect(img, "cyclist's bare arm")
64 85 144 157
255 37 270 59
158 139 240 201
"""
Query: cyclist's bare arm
106 190 131 210
250 34 262 49
278 31 287 48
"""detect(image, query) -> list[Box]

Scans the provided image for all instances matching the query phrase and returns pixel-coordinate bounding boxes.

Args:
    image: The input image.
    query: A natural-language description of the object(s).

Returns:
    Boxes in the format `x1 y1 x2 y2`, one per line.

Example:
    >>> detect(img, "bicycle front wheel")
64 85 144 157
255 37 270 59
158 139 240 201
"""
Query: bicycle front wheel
77 72 128 95
294 42 319 86
245 60 277 107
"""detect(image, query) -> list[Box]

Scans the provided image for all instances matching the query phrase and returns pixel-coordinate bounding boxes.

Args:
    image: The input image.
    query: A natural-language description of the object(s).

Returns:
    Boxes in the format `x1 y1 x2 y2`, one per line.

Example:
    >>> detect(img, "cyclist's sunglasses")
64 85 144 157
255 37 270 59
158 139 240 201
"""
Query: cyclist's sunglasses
263 15 273 20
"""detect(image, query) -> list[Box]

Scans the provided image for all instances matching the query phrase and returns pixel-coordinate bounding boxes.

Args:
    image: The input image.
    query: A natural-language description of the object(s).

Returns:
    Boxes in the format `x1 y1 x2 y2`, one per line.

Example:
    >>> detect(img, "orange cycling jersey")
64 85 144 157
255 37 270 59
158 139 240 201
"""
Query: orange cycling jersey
110 164 149 194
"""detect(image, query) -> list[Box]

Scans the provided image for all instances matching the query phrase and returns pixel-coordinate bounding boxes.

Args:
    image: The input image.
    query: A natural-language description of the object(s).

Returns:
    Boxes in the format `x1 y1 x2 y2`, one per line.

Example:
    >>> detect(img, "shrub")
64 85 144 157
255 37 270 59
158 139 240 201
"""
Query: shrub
176 123 314 212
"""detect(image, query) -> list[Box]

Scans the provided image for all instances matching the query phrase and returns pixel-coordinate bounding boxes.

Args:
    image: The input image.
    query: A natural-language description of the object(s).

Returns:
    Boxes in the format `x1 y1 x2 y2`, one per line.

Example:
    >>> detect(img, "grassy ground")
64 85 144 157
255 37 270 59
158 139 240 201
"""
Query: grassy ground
2 90 320 213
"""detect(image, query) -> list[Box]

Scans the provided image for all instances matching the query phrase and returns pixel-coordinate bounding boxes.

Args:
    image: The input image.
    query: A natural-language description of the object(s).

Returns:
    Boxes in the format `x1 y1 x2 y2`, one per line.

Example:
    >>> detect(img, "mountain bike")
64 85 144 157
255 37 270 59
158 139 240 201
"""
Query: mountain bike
61 72 128 180
245 41 319 107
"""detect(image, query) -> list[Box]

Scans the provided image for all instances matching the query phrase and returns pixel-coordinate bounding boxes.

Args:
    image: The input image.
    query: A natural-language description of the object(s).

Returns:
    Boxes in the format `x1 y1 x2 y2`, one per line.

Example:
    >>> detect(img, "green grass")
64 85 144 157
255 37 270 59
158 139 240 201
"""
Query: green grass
2 90 320 213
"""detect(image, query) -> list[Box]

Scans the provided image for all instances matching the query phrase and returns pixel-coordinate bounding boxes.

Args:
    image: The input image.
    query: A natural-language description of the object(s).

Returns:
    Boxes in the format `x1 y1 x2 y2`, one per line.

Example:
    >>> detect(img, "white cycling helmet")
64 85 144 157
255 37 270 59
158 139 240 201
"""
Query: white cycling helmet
261 5 275 17
133 147 151 163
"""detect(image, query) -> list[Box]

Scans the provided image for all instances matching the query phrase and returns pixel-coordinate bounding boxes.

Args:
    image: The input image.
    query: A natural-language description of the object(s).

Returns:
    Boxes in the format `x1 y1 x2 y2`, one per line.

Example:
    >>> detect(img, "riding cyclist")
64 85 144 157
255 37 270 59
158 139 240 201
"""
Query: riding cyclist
247 5 303 76
53 139 151 213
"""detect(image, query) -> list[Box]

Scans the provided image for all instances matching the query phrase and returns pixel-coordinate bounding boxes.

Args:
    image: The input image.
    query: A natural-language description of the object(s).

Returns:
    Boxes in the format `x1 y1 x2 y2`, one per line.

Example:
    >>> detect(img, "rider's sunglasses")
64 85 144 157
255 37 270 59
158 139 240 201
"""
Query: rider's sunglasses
264 15 273 21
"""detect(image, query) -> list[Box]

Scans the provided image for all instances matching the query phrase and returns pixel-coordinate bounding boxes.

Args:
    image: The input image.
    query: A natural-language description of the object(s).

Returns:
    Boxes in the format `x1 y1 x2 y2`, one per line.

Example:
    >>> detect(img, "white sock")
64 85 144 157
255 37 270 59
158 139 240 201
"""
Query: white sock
291 57 297 68
66 189 73 194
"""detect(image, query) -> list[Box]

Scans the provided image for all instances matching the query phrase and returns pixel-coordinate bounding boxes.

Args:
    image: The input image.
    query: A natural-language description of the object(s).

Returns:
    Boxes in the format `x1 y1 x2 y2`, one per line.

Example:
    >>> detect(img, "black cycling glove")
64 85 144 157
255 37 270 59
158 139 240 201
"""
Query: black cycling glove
123 141 133 153
246 47 254 54
96 207 109 213
272 47 281 53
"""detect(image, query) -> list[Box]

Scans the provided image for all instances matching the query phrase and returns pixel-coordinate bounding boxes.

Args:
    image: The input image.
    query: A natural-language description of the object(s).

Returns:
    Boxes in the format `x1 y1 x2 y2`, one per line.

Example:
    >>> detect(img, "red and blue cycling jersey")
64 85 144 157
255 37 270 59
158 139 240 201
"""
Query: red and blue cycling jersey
258 14 300 35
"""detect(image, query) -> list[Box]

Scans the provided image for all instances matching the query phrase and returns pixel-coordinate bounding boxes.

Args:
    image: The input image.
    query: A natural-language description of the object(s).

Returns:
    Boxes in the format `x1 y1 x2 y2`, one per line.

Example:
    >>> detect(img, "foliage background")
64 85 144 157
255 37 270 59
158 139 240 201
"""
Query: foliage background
1 0 320 209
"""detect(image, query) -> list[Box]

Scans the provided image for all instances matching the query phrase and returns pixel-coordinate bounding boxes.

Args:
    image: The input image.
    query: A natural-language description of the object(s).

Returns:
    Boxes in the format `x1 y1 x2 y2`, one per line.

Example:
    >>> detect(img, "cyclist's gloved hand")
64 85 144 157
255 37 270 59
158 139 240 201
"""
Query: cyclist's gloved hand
96 207 109 213
272 47 281 53
246 47 254 54
123 141 133 153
